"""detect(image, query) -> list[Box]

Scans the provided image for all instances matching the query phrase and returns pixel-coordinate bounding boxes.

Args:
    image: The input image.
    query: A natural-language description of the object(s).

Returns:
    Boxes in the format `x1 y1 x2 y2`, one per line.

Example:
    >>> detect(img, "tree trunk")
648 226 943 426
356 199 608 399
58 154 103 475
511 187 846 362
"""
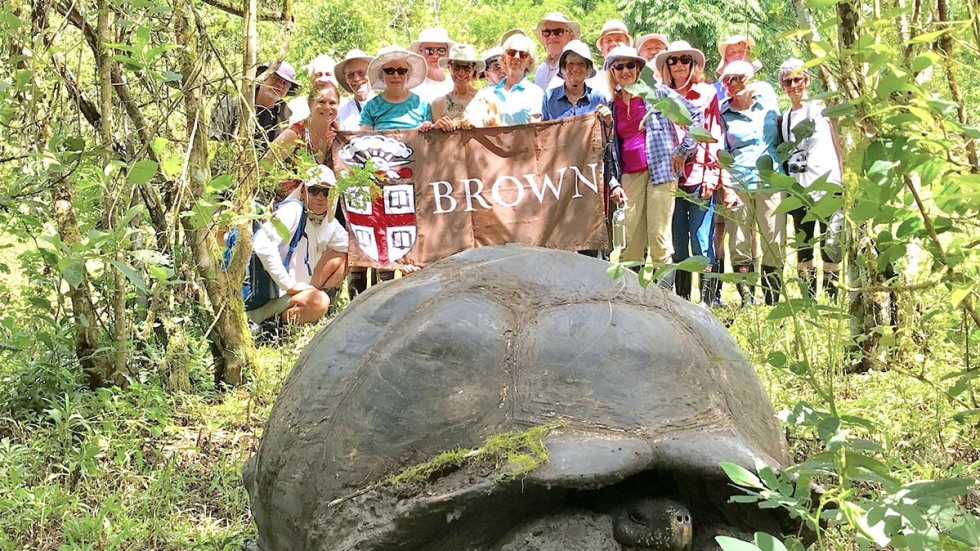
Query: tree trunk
836 0 897 371
936 0 980 170
173 0 255 387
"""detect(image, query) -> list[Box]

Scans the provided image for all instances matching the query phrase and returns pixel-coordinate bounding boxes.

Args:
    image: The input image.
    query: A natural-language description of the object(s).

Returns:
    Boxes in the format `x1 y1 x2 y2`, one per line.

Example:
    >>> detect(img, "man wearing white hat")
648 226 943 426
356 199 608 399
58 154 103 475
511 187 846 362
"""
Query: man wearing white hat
409 27 456 103
210 60 300 148
532 12 580 92
249 165 349 327
585 19 635 99
335 49 377 131
714 34 775 105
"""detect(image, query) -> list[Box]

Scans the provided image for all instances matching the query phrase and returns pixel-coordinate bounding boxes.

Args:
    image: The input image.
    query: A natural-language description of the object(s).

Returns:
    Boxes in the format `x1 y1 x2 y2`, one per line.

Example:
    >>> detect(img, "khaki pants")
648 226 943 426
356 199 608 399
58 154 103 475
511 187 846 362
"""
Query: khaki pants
621 172 676 265
724 190 786 267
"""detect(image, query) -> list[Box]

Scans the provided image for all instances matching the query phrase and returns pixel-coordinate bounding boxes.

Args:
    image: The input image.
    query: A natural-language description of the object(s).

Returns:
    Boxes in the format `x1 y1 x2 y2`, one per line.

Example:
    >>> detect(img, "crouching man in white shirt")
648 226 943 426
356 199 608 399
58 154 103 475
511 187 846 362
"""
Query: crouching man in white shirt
249 165 349 326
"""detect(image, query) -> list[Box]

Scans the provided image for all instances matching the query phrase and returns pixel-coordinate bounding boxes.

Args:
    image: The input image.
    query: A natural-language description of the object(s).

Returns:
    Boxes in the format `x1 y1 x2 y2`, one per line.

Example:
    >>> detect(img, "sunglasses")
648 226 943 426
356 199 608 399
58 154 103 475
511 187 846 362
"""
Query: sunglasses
506 49 530 60
782 76 807 86
345 69 367 80
541 28 567 37
666 55 693 66
450 62 476 72
611 61 638 71
422 47 448 56
382 67 410 76
723 74 747 85
307 186 331 197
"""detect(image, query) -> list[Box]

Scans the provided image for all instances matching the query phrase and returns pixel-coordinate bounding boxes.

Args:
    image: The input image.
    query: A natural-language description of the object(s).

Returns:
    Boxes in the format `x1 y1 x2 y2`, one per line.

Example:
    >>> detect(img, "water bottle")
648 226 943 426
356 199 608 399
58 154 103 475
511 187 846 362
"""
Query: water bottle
612 202 627 250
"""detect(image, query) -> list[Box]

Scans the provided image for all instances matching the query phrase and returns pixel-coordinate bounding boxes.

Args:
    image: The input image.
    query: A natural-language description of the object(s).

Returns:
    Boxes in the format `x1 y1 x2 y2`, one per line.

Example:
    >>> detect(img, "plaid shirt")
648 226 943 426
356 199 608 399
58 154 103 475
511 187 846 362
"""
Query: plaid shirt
642 83 703 184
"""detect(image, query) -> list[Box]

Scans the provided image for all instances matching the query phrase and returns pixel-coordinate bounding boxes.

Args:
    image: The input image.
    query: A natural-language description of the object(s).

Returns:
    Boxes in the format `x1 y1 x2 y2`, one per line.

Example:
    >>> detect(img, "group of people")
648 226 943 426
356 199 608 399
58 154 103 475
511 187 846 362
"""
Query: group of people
210 14 845 329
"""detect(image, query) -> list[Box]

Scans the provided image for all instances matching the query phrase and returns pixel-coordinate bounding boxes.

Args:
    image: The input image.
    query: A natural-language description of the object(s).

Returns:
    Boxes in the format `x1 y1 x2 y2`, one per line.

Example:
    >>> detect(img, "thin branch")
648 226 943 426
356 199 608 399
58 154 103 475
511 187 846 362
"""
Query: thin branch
842 266 948 293
198 0 288 21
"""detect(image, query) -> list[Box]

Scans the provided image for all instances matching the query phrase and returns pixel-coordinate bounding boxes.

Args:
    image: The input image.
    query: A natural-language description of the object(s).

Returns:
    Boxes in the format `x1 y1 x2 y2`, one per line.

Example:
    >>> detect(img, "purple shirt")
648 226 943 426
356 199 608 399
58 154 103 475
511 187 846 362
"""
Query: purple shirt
615 96 649 174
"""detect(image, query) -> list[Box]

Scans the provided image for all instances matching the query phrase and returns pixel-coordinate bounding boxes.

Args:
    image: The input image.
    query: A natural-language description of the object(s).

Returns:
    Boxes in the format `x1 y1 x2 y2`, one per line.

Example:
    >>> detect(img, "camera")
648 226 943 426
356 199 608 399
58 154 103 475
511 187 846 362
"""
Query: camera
787 151 808 174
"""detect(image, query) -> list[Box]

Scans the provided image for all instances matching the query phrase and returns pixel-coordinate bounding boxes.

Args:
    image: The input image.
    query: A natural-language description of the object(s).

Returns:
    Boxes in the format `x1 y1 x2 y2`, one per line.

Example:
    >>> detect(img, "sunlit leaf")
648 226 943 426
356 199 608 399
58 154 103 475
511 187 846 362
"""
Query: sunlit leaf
128 160 158 185
717 536 763 551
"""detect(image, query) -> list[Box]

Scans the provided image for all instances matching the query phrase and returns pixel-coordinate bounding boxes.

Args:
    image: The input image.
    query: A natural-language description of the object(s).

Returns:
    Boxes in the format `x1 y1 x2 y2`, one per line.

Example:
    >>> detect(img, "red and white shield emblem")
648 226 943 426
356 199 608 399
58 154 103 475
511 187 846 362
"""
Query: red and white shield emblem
338 135 419 265
345 183 418 265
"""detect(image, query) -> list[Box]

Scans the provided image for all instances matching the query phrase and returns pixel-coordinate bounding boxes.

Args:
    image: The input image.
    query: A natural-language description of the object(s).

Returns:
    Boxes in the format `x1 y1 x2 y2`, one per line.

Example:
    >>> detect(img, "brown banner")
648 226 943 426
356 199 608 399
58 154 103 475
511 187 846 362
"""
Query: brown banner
333 114 606 268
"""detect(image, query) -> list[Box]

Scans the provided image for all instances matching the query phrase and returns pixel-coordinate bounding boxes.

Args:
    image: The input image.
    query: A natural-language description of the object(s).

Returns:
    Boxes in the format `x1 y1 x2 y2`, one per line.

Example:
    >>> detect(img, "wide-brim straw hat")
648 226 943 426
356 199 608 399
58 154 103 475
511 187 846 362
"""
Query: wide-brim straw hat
636 33 669 55
368 46 427 90
557 40 596 79
409 27 456 53
437 44 486 73
594 19 635 51
603 45 646 71
334 49 375 94
716 34 762 73
654 40 706 73
533 12 582 43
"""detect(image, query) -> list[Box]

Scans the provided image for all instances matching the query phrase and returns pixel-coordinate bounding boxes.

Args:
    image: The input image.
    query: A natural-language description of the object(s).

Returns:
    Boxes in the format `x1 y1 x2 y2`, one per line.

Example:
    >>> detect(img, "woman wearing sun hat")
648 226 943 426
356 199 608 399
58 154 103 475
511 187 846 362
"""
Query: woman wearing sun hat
359 46 433 131
431 44 484 129
541 40 610 122
463 33 544 127
655 40 736 304
605 45 702 283
719 60 785 306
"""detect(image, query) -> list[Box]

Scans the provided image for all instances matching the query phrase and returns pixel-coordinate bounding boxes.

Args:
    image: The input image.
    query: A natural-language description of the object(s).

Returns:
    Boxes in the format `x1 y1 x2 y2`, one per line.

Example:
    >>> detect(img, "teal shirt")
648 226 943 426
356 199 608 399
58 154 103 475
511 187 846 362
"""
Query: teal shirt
720 94 782 191
359 94 431 130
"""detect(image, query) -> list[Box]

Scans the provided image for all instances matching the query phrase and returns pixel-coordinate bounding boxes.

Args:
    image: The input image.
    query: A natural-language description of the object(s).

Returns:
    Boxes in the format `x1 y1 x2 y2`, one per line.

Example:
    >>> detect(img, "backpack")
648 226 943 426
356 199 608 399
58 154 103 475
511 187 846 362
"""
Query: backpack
222 198 308 311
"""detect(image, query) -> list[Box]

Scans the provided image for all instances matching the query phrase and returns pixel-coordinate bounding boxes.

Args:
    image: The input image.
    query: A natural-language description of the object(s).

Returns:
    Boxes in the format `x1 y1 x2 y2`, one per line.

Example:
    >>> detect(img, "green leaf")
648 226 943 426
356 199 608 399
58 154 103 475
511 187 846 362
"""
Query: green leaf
910 54 934 72
721 462 764 489
270 217 290 242
817 416 845 451
767 351 787 368
207 174 235 193
61 261 85 289
716 536 763 551
653 96 694 126
823 102 856 118
906 29 949 44
128 160 158 185
606 263 625 280
109 260 147 293
951 284 974 307
161 155 183 177
753 532 788 551
689 125 717 143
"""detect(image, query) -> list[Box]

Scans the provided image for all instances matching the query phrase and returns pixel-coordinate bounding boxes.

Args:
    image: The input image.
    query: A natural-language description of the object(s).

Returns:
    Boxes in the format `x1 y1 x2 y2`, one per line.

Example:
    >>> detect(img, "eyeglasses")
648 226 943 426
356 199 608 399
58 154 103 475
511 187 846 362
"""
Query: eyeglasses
422 47 448 56
307 186 331 197
666 55 693 66
541 28 567 37
450 62 476 72
782 76 807 87
345 69 367 80
611 61 638 71
382 67 410 76
488 62 503 72
506 49 530 60
723 74 747 85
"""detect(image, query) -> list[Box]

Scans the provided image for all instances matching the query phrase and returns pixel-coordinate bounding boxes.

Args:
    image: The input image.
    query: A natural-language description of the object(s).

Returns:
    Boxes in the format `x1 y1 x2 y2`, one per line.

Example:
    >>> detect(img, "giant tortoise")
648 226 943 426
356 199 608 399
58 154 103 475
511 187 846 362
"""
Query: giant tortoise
244 244 796 550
